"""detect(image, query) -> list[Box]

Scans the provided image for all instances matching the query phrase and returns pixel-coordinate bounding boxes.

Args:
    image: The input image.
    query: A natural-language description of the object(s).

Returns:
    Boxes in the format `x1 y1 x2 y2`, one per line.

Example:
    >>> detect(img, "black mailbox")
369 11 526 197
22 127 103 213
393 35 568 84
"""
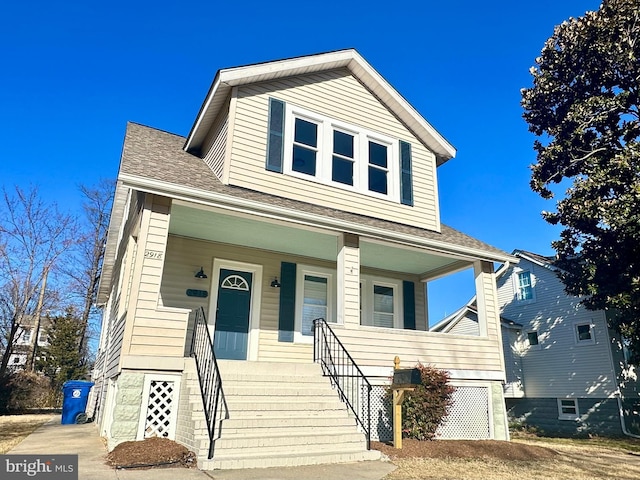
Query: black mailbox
392 368 422 388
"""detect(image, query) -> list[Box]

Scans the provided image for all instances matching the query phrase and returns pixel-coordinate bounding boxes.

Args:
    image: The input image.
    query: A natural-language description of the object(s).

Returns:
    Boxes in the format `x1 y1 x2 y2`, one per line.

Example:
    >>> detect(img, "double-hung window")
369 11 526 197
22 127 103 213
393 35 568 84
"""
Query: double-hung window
295 266 335 342
360 276 402 329
292 118 319 176
515 271 535 302
281 103 400 202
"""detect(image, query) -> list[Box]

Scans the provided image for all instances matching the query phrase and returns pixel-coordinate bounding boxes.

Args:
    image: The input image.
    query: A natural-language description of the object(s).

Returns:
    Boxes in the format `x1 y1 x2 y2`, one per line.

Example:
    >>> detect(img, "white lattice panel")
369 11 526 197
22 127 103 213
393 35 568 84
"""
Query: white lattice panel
366 385 393 441
143 380 175 438
436 386 490 439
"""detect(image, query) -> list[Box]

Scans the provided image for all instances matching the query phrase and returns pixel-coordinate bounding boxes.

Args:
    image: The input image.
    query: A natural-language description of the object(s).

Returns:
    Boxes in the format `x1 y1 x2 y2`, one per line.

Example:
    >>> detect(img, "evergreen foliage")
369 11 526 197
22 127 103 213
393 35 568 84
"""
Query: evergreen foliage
521 0 640 358
37 308 87 395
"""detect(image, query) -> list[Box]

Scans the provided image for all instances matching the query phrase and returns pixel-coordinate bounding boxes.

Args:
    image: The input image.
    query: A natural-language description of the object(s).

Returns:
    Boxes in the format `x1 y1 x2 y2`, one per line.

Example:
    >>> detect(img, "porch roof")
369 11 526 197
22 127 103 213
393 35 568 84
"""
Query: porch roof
99 123 514 304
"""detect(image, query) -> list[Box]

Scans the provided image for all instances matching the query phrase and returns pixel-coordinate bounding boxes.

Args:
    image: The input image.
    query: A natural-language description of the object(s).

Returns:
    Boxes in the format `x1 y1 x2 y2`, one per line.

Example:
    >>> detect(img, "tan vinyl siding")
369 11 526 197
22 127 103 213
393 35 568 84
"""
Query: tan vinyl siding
335 326 503 371
202 101 229 179
497 260 617 398
126 195 190 358
154 235 502 370
228 69 439 231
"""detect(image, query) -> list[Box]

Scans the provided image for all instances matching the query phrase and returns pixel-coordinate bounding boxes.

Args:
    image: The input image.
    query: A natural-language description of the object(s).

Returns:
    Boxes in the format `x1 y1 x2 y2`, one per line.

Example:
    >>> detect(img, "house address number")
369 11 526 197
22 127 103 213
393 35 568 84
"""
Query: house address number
144 250 163 260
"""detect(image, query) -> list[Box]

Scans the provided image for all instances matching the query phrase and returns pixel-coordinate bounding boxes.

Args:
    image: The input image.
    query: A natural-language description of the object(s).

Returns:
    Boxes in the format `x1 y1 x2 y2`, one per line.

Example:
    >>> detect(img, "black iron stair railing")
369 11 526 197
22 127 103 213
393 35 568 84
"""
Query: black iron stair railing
189 307 228 459
313 318 372 449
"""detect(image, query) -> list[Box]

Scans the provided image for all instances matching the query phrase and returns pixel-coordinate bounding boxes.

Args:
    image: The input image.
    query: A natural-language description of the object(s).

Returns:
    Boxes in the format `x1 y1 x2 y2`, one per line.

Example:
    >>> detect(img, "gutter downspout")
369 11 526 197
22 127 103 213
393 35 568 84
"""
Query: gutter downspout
615 393 640 439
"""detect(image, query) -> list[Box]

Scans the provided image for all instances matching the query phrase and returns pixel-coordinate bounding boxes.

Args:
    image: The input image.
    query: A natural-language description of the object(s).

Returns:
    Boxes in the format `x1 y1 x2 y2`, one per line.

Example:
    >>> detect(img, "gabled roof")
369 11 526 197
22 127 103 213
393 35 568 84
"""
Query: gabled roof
430 299 522 333
184 49 456 164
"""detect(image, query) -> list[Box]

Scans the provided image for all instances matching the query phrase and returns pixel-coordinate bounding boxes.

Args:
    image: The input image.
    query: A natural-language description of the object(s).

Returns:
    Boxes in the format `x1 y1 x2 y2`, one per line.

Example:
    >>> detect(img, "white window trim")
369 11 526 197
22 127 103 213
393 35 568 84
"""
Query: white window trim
512 269 536 304
360 275 403 329
294 265 337 343
573 321 595 345
557 398 579 420
526 330 541 351
208 258 263 361
283 103 400 203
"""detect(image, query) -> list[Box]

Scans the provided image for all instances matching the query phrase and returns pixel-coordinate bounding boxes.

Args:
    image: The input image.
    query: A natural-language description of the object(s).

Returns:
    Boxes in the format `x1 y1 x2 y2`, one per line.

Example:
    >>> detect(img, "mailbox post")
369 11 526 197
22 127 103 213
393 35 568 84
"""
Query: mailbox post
391 356 421 449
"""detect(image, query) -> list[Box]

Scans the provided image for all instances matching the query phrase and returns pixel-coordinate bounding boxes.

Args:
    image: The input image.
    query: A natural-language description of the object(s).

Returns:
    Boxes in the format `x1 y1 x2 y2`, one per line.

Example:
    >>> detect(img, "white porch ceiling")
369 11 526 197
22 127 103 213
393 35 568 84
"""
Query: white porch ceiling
168 203 469 276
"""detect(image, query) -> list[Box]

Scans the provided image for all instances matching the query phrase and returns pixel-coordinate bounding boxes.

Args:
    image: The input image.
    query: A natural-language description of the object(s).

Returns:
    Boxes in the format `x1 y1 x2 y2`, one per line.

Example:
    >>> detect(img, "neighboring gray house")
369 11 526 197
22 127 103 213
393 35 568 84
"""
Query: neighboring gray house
433 250 640 437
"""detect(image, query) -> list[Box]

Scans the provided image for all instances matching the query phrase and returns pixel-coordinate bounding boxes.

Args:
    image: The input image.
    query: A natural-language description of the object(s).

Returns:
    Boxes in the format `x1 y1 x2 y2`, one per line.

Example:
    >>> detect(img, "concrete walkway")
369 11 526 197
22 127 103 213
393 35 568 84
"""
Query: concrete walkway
9 415 396 480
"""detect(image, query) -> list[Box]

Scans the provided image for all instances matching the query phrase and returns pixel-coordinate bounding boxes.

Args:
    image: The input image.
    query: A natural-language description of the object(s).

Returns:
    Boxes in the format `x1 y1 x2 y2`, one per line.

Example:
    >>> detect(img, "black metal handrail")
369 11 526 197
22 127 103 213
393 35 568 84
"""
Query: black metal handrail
189 307 228 459
313 318 371 449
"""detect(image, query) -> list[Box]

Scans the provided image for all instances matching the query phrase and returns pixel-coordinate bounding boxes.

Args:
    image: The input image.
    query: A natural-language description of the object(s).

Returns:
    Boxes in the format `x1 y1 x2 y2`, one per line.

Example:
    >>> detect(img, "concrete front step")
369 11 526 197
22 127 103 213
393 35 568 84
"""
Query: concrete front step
224 399 348 412
190 360 377 470
201 449 380 470
220 415 357 430
214 433 366 451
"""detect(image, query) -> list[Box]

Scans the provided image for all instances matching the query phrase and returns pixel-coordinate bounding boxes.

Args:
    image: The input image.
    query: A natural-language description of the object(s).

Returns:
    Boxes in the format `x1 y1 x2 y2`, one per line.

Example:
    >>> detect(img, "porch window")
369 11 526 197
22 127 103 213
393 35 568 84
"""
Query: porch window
361 276 402 329
295 265 335 342
301 275 328 336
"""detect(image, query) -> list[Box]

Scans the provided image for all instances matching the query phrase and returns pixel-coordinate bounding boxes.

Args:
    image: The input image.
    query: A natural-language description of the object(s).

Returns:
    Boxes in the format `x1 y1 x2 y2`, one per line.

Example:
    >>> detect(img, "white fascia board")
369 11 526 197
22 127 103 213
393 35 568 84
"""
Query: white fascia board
184 75 223 152
119 173 513 264
515 251 559 272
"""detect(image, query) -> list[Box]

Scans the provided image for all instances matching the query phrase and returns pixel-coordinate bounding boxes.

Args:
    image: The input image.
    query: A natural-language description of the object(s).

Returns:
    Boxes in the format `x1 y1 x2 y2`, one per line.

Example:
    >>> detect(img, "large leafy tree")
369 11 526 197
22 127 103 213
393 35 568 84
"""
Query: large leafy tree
522 0 640 356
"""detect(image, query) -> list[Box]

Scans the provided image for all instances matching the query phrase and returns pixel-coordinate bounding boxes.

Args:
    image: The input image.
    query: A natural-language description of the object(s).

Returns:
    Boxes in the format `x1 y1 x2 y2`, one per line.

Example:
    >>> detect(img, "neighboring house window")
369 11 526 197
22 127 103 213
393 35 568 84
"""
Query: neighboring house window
574 322 595 345
37 329 48 345
361 276 402 329
557 398 579 420
21 329 32 345
295 266 335 342
282 102 401 203
12 356 20 364
515 271 535 302
527 331 539 347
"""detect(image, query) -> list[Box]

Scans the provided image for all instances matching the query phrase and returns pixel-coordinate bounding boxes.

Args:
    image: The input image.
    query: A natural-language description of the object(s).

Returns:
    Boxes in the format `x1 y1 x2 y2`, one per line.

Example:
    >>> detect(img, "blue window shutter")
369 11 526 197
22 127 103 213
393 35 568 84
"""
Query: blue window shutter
266 98 285 173
278 262 296 342
400 140 413 206
403 281 416 330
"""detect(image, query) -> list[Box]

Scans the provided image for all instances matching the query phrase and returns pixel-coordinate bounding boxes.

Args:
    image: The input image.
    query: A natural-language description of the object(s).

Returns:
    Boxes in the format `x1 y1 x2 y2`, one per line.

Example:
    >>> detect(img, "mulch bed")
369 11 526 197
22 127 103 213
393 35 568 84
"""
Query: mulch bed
372 439 558 461
106 437 197 469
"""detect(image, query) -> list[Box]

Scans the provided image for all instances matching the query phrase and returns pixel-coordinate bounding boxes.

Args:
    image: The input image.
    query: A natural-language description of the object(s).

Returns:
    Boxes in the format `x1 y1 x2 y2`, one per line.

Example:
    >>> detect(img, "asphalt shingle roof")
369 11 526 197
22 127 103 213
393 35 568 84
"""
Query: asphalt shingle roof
119 122 510 261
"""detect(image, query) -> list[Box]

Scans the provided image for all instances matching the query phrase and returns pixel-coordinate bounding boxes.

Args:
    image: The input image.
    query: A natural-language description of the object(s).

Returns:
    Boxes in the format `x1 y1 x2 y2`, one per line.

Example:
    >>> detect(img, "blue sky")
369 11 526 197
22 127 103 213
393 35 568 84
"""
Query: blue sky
0 0 602 320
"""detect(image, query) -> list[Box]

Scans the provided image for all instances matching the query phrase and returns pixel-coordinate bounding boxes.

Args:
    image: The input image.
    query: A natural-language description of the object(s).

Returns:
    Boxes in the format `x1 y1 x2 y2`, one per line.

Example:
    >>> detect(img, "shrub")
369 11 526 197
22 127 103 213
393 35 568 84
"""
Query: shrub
400 363 455 440
0 371 60 413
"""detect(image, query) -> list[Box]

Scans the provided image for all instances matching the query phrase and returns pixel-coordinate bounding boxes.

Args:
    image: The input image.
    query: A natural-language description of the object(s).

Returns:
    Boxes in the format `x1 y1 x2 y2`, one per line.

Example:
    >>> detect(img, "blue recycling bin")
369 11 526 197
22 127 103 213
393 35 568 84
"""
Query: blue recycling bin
61 380 94 424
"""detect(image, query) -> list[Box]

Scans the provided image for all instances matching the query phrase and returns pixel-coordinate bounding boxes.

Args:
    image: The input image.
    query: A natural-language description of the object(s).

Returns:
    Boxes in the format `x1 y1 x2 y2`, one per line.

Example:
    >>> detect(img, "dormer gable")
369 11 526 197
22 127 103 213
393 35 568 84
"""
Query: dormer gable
184 50 455 232
185 49 455 162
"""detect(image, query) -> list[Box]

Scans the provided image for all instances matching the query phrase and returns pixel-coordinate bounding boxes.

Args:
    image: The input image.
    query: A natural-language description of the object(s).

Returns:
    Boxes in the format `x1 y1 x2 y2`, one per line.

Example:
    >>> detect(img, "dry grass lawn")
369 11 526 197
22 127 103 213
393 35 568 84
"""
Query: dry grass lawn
379 436 640 480
0 414 56 454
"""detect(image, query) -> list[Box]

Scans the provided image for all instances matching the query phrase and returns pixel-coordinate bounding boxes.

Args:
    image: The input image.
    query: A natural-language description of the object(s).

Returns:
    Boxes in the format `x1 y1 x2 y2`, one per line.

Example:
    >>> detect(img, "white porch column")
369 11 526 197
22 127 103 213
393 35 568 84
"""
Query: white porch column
474 260 501 343
337 233 360 328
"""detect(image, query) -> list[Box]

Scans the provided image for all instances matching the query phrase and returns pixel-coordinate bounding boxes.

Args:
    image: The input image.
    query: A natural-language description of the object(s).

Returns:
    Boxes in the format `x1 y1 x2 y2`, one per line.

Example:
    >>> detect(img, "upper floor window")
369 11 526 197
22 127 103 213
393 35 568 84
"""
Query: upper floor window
574 322 595 345
527 331 539 347
516 271 534 302
266 98 413 205
20 329 32 344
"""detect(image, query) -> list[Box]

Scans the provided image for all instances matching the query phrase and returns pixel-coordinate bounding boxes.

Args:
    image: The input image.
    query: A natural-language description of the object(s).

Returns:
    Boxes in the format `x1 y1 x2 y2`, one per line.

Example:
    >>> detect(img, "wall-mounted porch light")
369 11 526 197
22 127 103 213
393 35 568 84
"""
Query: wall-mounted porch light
270 277 281 288
195 267 208 279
